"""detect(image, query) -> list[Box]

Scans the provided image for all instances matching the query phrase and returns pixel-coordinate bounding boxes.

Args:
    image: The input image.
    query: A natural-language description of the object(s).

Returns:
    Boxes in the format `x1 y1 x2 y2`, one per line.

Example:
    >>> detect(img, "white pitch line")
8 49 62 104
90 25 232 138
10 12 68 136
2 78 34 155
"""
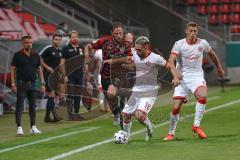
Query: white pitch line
46 98 240 160
0 127 100 154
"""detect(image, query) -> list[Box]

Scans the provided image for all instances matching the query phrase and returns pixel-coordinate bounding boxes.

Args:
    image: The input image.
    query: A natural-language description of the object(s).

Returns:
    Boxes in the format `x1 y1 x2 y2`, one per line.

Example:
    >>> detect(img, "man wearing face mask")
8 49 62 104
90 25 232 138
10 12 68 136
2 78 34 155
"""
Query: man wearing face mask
10 35 45 135
62 31 84 120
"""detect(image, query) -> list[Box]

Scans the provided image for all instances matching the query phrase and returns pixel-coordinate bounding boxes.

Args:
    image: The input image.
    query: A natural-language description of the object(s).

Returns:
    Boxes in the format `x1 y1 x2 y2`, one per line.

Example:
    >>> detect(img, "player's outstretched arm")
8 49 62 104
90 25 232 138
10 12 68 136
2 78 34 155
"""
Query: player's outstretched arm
208 49 225 78
103 56 132 64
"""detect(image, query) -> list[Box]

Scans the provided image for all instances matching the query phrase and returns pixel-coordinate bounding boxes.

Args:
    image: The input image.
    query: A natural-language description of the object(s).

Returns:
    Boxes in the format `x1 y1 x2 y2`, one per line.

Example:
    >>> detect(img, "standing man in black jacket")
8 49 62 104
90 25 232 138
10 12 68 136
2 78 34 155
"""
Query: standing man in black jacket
10 35 45 135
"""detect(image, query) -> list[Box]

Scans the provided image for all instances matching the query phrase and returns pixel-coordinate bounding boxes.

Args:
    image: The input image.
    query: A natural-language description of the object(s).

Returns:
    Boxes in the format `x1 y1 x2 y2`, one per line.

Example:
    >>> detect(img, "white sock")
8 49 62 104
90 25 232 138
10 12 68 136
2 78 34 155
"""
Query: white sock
168 113 179 135
123 121 132 136
143 116 153 130
194 100 206 127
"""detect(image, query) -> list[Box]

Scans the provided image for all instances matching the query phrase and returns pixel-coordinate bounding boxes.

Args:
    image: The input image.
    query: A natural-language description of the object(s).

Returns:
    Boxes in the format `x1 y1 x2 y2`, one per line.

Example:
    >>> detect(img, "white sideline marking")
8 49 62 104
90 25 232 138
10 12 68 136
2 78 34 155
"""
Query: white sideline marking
0 127 99 154
46 99 240 160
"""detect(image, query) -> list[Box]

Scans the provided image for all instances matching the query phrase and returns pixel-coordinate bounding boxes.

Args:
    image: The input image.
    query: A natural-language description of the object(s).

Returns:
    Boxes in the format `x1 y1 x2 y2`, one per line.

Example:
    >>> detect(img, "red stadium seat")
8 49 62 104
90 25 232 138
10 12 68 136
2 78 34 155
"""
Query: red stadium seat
221 0 231 3
232 0 240 2
219 14 230 24
208 14 219 24
209 5 219 14
17 12 35 22
220 4 231 13
0 20 18 39
209 0 219 4
3 9 22 23
231 14 240 24
198 5 208 15
23 22 39 41
39 23 56 35
9 20 28 36
186 0 197 5
32 22 48 39
198 0 208 5
230 25 240 33
0 9 9 20
0 73 11 88
232 4 240 13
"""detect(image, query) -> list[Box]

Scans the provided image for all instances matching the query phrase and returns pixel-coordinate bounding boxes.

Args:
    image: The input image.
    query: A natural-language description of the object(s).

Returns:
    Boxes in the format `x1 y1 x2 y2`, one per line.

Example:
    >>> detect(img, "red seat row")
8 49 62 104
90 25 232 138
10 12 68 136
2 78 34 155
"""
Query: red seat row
208 14 240 24
186 0 240 5
198 4 240 14
0 8 56 40
230 25 240 33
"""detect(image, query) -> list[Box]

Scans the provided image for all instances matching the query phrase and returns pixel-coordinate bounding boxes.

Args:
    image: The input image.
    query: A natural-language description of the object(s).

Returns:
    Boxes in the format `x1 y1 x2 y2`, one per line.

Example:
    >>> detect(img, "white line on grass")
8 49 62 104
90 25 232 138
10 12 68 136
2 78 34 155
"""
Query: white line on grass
46 98 240 160
0 127 99 154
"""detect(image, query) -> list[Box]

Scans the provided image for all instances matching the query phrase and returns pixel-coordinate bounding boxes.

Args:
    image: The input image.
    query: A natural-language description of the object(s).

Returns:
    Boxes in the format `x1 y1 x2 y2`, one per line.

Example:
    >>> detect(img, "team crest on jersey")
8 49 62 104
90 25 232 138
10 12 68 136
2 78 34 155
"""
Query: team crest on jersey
146 61 151 66
52 52 55 55
198 46 203 52
79 48 83 55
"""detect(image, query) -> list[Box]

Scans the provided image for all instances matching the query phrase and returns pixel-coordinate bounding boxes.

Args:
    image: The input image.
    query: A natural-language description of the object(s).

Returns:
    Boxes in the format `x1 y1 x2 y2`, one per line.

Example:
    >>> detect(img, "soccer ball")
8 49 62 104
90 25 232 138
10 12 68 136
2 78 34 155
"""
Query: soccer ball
114 130 128 144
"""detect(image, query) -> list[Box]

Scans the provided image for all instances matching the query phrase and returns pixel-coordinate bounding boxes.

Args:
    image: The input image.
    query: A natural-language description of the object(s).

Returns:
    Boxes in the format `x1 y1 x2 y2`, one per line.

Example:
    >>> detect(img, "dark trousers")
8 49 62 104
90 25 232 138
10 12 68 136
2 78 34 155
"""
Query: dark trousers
68 75 83 114
15 81 36 127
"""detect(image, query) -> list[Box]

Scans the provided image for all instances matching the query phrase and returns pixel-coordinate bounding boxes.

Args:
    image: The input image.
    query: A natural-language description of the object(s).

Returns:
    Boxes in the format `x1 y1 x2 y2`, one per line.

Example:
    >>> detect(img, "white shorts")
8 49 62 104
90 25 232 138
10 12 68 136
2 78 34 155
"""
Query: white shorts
173 76 207 101
122 90 157 114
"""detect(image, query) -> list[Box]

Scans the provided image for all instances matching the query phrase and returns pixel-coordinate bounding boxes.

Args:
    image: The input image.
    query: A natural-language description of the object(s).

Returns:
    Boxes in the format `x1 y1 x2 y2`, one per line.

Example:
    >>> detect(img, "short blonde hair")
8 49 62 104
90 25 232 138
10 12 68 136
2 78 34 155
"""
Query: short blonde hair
186 21 199 28
135 36 150 46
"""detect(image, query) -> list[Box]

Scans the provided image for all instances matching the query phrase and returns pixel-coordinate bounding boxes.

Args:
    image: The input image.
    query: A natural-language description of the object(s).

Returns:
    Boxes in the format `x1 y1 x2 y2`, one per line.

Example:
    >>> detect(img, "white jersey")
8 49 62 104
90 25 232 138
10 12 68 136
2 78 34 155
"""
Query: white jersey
132 51 167 92
94 49 103 85
171 38 211 77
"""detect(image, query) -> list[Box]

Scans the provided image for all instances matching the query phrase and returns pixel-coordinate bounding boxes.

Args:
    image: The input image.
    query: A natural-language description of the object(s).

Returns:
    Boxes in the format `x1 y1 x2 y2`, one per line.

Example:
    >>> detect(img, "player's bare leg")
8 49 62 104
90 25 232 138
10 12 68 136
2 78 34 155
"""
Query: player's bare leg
192 86 207 139
135 109 153 141
164 99 184 141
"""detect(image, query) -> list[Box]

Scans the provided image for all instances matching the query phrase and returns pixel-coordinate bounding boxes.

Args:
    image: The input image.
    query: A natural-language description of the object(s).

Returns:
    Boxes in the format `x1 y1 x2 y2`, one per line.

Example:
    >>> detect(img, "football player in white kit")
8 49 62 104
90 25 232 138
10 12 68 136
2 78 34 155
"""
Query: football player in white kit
164 22 225 141
121 36 181 142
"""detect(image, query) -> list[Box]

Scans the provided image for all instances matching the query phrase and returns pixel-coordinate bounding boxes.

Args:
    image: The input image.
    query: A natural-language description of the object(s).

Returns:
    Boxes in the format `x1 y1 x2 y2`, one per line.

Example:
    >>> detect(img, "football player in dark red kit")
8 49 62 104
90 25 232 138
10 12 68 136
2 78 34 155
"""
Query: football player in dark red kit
84 22 132 126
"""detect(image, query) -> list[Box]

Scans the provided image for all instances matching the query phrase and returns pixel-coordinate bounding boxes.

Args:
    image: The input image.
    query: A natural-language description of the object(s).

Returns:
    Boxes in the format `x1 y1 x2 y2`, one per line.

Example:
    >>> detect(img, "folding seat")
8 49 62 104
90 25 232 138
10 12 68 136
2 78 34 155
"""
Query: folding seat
232 3 240 13
209 5 219 14
220 4 231 13
23 22 39 41
231 13 240 24
198 0 208 5
230 25 240 33
17 12 35 22
9 20 28 36
39 23 56 35
198 5 208 15
32 22 48 39
3 9 22 23
0 20 18 39
0 9 8 20
219 14 230 24
209 0 219 4
221 0 231 3
186 0 197 5
208 14 219 24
